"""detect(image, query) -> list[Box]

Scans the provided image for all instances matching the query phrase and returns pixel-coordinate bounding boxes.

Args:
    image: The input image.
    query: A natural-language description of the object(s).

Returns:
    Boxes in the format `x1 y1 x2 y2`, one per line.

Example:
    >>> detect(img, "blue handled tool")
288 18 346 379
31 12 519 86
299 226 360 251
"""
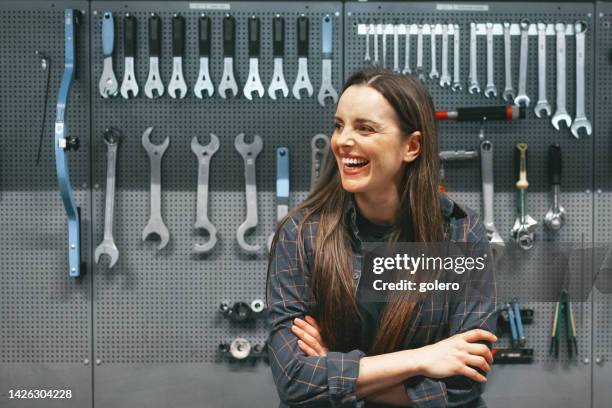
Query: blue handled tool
512 300 525 347
268 147 290 251
317 14 337 106
506 302 518 347
98 11 118 97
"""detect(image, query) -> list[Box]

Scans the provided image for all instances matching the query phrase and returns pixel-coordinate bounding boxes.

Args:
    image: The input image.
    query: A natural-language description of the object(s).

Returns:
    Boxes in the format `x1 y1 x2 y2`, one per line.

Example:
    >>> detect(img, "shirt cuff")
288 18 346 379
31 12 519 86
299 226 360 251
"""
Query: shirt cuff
404 376 448 408
326 349 366 407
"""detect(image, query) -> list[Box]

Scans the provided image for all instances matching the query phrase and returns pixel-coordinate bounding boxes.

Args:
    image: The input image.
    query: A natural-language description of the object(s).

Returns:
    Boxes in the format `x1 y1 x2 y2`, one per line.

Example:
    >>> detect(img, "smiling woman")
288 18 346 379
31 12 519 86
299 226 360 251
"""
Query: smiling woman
266 68 497 408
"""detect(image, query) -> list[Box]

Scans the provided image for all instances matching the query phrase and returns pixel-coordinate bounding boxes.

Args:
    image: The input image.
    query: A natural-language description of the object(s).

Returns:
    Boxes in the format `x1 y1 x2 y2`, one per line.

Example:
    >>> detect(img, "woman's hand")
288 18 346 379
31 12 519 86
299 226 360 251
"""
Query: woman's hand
412 329 497 383
291 315 329 357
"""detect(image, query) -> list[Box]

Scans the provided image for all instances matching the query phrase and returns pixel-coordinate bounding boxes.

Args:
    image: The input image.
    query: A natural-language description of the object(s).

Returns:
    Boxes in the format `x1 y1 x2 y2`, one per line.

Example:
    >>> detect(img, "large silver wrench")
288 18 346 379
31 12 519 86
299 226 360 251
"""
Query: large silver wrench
401 23 411 75
318 15 337 106
310 134 330 191
484 22 497 98
468 22 480 94
94 128 121 268
452 24 462 91
551 22 572 130
144 14 164 99
194 14 215 98
99 12 118 98
142 127 170 250
439 23 451 87
235 134 263 253
571 21 591 138
534 22 551 117
373 21 379 66
502 22 515 102
191 134 219 253
480 139 504 257
429 24 439 79
416 23 425 82
514 20 530 107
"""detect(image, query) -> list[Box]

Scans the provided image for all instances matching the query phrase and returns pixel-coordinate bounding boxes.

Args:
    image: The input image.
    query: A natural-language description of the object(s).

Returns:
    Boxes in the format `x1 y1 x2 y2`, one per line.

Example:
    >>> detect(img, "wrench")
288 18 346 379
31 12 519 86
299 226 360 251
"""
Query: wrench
439 23 451 87
243 16 264 100
571 21 592 138
235 134 263 253
191 134 219 253
480 139 504 256
534 22 552 117
502 21 515 102
511 143 537 250
318 14 337 106
144 13 164 99
292 15 313 99
429 24 439 79
218 14 238 98
416 23 425 83
194 14 214 98
373 20 379 66
544 144 565 230
120 13 139 99
168 14 187 99
452 24 462 91
484 22 497 98
98 12 118 98
142 127 170 250
267 147 289 252
268 15 289 99
310 134 330 191
401 23 411 75
94 127 121 268
514 19 530 107
468 22 480 94
364 19 371 64
392 22 400 73
382 21 388 68
551 22 572 130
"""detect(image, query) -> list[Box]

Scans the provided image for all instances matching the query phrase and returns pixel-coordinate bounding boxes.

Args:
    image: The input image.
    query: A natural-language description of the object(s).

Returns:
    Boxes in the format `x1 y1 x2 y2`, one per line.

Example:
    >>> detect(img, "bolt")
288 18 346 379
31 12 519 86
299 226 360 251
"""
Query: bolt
94 184 100 189
96 359 102 365
83 358 89 365
335 11 340 17
585 189 591 194
597 189 602 194
583 358 590 364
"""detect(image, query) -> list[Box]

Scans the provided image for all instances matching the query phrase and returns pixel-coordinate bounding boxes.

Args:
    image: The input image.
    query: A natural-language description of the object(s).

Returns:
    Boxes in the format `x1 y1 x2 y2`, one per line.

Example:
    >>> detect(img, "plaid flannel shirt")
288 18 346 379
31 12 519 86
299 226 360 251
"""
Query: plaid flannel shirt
267 192 497 408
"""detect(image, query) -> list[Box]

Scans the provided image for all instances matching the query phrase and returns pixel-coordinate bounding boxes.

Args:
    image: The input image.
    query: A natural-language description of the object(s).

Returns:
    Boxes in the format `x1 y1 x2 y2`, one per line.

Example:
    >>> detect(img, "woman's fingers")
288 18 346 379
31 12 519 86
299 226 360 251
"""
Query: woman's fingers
460 365 488 383
297 339 317 357
464 354 491 374
462 329 497 344
294 318 325 345
291 324 325 355
466 343 494 365
304 315 321 331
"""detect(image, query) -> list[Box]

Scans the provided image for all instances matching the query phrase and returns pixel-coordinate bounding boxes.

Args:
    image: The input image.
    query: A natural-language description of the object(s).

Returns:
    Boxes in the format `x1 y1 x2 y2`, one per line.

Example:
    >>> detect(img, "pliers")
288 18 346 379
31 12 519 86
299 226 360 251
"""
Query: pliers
550 289 578 358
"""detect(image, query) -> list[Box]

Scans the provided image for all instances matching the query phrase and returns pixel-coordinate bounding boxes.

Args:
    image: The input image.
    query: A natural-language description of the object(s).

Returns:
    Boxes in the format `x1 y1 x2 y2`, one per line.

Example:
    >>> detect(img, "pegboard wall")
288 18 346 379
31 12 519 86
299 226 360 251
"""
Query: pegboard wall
1 1 611 407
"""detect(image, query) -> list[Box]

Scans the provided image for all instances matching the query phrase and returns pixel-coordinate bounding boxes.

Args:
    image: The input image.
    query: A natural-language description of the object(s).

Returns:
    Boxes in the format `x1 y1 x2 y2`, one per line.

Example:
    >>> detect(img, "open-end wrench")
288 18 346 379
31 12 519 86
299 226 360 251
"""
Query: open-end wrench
382 21 388 68
416 23 425 83
218 14 238 98
401 23 411 75
194 14 214 98
439 23 451 87
551 22 572 130
268 15 289 99
544 144 565 230
168 14 187 99
318 14 337 106
452 24 462 91
310 134 330 191
292 15 313 99
144 13 164 99
99 12 118 98
392 22 400 73
120 13 139 99
484 22 497 98
235 134 263 253
191 134 219 253
373 20 379 66
514 19 530 107
534 22 551 117
243 16 264 100
429 24 439 80
480 139 504 256
502 21 515 102
571 21 592 138
364 19 371 64
267 147 289 252
142 127 170 250
468 22 480 94
511 143 537 250
95 127 121 268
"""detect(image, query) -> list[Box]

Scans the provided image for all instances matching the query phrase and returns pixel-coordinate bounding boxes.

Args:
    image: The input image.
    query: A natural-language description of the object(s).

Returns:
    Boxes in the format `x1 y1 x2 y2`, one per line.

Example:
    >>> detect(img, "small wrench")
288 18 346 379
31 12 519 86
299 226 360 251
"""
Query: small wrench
292 15 313 99
382 21 388 68
534 22 552 117
142 127 170 250
439 23 451 87
551 22 572 130
480 139 504 257
392 22 400 73
511 143 538 250
94 127 121 268
429 24 439 79
218 14 238 98
401 23 411 75
235 134 263 253
168 14 187 99
267 147 289 252
194 14 214 98
468 22 480 94
268 15 289 99
120 13 139 99
310 134 330 191
452 24 462 91
570 21 592 138
416 23 425 83
318 14 337 106
144 13 164 99
502 21 515 102
514 19 530 107
544 144 565 230
243 16 265 100
373 20 379 66
364 19 371 64
98 12 118 98
191 134 219 253
484 22 497 98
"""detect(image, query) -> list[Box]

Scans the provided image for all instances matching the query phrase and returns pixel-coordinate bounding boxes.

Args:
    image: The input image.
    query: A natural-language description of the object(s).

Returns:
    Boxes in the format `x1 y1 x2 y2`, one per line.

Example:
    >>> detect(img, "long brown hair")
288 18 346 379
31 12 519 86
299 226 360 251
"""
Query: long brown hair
267 68 447 355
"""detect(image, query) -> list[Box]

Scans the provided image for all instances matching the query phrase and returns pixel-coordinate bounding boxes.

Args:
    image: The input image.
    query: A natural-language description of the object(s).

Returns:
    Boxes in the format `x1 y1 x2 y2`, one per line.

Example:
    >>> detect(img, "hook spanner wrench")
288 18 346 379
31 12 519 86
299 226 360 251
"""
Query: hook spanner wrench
235 134 263 253
142 127 170 250
191 134 219 253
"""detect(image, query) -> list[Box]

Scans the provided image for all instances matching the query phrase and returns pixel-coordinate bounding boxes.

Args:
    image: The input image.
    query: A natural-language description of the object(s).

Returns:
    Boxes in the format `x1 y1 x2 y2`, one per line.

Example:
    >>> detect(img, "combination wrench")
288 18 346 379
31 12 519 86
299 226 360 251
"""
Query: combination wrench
468 22 480 94
534 22 551 117
142 127 170 250
372 20 379 66
191 134 219 253
243 16 264 100
168 14 187 99
511 143 537 250
268 15 289 99
292 15 313 99
551 22 572 130
99 11 118 98
310 134 330 191
218 14 238 98
382 21 389 68
194 14 214 98
570 21 592 138
416 23 425 82
95 128 121 268
452 24 462 91
120 13 139 99
144 13 164 99
401 23 411 75
235 134 263 253
484 22 497 98
364 19 371 64
318 14 337 106
267 147 290 252
544 144 565 230
514 19 530 107
429 24 439 80
480 139 504 256
439 23 451 87
502 21 515 102
392 22 400 73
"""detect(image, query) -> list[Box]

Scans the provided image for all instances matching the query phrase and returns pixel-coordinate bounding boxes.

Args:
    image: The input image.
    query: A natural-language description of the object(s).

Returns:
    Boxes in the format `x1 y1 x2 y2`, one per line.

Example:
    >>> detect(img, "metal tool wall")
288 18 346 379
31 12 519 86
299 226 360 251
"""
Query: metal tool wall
1 1 611 408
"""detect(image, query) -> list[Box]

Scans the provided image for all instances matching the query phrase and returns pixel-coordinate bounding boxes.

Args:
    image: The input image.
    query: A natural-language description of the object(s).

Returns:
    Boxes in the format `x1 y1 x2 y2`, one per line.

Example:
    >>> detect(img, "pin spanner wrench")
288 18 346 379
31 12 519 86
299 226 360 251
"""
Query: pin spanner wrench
194 14 214 98
534 22 551 117
243 16 264 100
468 22 480 94
268 15 289 99
551 22 572 130
218 14 239 98
514 19 530 107
502 21 515 102
267 147 289 252
235 134 263 253
318 14 337 106
292 15 313 99
142 127 170 250
99 11 118 98
95 127 121 268
191 134 219 253
168 14 187 99
310 134 330 191
120 13 139 99
144 13 164 99
484 22 497 98
570 21 591 138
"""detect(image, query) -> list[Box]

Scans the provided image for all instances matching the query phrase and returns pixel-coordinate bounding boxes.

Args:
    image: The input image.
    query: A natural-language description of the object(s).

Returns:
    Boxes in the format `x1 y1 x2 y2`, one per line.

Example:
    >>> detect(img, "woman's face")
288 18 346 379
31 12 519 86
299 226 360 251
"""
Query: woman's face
331 84 421 194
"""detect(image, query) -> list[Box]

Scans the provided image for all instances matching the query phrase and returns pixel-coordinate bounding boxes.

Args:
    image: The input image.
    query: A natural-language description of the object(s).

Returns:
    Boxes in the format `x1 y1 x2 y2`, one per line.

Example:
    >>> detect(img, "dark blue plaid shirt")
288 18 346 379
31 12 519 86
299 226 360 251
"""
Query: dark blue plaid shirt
267 192 497 408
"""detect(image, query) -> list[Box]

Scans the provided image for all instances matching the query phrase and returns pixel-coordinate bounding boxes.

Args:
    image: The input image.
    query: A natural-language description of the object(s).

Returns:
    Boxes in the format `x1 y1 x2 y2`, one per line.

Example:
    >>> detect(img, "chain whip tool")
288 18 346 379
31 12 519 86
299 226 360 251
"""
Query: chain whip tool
318 14 337 106
310 134 330 191
416 23 425 82
429 24 439 79
292 15 313 99
468 22 480 94
511 143 537 250
484 22 497 98
98 12 118 98
243 16 264 100
194 14 214 98
268 15 289 99
191 134 219 253
168 14 187 99
544 144 565 230
55 9 81 277
35 50 51 165
439 23 451 87
218 14 238 98
451 24 461 91
120 13 139 98
571 21 591 138
401 23 411 75
534 22 551 117
142 127 170 250
268 148 289 252
502 22 515 102
144 13 164 98
95 128 121 268
235 134 263 253
480 139 504 257
551 22 572 130
514 20 531 106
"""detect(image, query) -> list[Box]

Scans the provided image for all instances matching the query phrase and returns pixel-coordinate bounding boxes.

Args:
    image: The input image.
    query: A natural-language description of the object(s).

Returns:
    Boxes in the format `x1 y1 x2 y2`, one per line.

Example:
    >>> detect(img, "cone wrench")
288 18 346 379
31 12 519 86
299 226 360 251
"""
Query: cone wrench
191 134 219 253
142 127 170 250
